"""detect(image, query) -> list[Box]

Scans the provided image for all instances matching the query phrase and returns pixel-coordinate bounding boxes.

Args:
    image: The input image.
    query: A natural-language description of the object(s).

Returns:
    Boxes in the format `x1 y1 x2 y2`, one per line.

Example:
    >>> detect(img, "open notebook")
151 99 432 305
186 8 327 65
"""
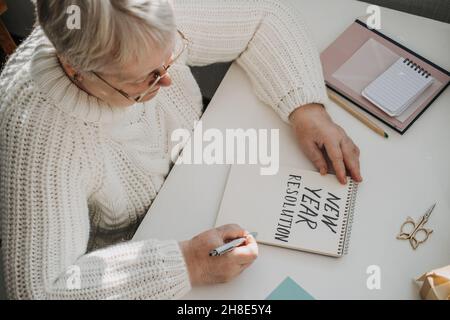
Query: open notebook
215 165 358 257
362 57 434 117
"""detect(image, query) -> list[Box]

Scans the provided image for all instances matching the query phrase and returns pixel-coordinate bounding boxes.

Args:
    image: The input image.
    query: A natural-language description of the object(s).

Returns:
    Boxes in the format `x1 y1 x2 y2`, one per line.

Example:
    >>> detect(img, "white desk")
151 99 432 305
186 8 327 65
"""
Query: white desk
134 0 450 299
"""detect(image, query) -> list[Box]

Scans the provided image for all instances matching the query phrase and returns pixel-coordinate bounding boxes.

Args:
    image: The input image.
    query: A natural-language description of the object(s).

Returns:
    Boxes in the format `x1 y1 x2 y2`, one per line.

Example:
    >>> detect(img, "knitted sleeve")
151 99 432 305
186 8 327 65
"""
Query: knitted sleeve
0 101 191 299
173 0 328 122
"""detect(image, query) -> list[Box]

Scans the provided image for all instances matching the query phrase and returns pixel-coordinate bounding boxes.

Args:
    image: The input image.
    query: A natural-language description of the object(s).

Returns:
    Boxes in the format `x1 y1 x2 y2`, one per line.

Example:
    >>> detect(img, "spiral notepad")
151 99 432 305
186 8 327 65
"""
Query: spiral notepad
215 165 359 257
362 57 434 116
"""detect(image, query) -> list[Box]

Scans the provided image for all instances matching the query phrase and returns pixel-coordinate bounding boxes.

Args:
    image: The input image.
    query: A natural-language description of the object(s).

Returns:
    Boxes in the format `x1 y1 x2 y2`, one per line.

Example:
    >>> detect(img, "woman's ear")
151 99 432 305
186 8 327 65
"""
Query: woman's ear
57 55 83 81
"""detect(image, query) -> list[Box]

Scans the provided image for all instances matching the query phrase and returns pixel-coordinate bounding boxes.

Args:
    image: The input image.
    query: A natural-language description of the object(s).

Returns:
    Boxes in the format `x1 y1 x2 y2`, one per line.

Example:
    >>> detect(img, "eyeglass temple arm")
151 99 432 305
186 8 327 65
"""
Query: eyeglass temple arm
135 74 168 102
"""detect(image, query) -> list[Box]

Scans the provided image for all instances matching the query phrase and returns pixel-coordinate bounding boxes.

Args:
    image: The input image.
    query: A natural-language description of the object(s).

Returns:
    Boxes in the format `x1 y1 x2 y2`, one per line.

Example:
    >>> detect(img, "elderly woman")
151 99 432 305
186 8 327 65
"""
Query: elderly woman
0 0 362 299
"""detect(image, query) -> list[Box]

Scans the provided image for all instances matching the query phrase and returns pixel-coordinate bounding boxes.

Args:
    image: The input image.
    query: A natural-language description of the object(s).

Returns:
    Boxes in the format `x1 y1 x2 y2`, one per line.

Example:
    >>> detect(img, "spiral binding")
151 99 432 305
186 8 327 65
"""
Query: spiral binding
337 179 358 256
403 58 431 78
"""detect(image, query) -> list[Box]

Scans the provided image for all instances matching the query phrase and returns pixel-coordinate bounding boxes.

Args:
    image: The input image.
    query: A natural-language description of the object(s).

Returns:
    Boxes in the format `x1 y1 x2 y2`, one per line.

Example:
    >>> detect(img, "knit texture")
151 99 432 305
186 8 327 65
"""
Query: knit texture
0 0 327 299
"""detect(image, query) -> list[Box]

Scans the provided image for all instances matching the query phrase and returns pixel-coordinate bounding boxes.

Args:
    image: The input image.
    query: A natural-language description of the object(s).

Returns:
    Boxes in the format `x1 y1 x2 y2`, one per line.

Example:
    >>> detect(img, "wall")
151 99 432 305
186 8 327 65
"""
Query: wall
358 0 450 23
3 0 35 38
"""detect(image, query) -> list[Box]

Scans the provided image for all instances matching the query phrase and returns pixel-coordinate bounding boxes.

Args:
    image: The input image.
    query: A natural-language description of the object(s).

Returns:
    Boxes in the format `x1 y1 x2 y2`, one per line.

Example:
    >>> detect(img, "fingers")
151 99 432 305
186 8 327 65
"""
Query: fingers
239 263 253 271
341 137 363 182
229 234 259 265
324 140 347 184
217 224 247 242
303 140 328 175
202 228 258 284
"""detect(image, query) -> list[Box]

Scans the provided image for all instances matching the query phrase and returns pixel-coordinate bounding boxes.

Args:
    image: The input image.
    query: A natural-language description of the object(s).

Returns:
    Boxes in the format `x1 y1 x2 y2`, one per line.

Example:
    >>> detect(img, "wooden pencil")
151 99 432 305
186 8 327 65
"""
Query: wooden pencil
327 89 389 139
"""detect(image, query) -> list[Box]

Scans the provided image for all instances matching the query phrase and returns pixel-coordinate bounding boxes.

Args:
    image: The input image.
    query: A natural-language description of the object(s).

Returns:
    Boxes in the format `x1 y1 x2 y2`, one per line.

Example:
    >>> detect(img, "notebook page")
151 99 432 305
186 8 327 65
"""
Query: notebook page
215 165 358 257
362 58 434 116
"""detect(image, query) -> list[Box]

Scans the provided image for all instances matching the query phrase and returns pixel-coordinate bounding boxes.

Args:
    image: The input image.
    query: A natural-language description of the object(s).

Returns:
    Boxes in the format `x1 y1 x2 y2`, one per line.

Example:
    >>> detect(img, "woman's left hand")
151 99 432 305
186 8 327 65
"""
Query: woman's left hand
289 103 363 185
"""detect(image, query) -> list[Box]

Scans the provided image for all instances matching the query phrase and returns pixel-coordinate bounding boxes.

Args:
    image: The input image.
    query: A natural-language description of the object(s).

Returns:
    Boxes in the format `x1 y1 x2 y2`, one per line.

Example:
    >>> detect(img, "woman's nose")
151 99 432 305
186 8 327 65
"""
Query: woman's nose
158 72 172 87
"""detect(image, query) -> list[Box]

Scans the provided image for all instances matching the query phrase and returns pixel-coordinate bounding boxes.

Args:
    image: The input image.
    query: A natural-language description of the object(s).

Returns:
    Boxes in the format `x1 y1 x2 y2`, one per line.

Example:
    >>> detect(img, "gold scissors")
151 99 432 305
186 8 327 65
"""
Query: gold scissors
397 203 435 249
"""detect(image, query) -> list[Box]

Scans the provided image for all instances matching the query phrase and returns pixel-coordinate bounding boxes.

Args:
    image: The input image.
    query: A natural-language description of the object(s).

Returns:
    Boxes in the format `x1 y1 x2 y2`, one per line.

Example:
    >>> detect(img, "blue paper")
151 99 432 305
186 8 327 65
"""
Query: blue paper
266 276 314 300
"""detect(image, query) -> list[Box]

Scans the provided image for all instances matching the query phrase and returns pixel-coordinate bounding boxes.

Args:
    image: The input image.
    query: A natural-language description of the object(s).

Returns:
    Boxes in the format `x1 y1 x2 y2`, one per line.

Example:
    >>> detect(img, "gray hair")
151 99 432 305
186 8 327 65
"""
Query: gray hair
33 0 176 73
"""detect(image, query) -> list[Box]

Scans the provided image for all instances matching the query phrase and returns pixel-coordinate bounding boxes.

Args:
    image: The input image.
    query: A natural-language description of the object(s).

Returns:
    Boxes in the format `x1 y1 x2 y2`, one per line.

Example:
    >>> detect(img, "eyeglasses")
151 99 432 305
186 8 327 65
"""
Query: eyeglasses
90 29 189 105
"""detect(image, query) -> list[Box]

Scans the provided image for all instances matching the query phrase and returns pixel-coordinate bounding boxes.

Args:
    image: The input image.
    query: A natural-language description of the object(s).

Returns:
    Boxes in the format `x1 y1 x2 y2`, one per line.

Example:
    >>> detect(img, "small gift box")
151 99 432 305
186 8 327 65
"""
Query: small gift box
416 265 450 300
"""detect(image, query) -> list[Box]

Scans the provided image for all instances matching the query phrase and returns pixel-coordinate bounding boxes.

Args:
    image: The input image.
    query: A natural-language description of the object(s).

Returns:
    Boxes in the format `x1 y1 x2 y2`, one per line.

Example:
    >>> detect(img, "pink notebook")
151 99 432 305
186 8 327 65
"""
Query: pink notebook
321 20 450 134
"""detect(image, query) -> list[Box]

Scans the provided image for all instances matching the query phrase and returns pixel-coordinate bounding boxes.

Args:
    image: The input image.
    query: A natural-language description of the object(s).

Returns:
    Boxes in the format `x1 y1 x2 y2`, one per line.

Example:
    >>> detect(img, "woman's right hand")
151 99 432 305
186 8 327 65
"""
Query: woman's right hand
179 224 258 286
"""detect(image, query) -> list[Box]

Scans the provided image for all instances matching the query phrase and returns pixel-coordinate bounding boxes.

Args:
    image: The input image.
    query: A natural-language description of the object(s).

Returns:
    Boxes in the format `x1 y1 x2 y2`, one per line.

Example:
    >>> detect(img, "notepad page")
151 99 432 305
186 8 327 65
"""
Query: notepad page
362 57 434 116
215 165 358 257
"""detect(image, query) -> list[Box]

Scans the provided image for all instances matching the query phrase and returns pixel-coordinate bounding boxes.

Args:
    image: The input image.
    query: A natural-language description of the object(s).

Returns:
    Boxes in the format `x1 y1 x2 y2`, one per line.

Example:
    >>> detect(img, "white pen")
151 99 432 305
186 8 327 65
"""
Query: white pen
209 232 258 256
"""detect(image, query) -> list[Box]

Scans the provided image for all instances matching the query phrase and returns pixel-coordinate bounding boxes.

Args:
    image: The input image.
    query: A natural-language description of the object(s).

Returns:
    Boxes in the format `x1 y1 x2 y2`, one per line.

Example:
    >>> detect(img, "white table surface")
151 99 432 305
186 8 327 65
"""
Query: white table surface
133 0 450 299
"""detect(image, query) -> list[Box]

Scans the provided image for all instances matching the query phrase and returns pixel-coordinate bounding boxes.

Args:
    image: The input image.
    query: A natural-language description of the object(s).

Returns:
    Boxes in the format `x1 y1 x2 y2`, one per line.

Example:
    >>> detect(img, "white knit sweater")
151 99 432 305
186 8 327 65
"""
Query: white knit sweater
0 0 327 299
